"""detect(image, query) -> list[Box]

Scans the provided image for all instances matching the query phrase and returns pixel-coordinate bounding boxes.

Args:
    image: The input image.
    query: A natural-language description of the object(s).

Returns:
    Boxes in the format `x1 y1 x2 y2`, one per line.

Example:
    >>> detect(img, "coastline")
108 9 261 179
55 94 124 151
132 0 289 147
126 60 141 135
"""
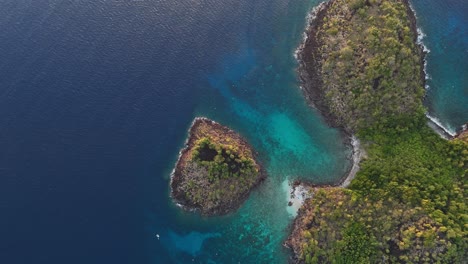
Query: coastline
406 0 463 139
295 1 362 188
295 1 337 130
402 0 427 100
337 136 363 188
288 0 421 258
293 0 444 189
426 114 457 139
283 0 468 263
170 117 266 216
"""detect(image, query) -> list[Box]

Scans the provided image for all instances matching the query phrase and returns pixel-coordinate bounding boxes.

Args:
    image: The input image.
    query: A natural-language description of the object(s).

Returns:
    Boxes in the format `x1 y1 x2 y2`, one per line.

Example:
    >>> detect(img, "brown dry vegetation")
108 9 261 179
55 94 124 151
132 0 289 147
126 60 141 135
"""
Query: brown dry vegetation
171 118 264 216
288 0 467 263
316 0 424 132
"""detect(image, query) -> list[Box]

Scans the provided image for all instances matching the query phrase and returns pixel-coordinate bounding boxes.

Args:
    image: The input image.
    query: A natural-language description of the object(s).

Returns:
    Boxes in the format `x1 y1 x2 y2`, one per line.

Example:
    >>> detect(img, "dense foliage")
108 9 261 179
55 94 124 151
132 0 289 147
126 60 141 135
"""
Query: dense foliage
295 121 467 263
317 0 424 131
174 120 262 215
291 0 468 262
192 137 257 181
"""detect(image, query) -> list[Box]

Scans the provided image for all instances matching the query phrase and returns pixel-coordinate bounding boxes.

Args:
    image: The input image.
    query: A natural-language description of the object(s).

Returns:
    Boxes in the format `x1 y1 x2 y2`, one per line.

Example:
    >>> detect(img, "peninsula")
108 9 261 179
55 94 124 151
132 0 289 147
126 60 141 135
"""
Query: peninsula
171 117 265 216
287 0 467 263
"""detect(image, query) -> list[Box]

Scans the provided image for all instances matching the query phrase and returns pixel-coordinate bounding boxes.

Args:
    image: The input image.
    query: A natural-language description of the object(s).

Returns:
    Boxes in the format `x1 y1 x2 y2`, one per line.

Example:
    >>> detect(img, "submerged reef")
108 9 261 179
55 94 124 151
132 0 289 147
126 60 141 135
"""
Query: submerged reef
171 117 265 216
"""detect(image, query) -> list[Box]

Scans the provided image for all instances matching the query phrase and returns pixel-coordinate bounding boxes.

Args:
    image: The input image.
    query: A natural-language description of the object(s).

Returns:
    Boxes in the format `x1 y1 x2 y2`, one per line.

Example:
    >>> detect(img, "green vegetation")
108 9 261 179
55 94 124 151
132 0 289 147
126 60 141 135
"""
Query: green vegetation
295 124 467 263
192 137 257 182
172 118 263 215
317 0 424 131
290 0 468 262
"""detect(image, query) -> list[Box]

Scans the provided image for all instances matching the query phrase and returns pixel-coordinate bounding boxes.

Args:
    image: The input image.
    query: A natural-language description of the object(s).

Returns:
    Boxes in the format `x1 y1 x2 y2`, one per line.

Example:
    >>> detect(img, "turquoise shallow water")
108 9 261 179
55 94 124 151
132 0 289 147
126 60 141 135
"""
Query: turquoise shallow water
153 0 467 263
1 0 465 263
157 0 352 262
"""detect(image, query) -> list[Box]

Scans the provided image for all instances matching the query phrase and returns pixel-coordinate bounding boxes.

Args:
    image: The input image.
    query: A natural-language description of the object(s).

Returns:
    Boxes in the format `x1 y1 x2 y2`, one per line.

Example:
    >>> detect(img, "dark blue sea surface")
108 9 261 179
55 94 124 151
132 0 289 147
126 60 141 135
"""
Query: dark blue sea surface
411 0 468 132
0 0 466 263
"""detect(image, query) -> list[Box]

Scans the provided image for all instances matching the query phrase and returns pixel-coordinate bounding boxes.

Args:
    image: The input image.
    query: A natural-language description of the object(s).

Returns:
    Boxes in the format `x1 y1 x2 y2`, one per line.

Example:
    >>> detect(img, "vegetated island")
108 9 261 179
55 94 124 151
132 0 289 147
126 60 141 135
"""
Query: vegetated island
170 117 265 216
287 0 467 263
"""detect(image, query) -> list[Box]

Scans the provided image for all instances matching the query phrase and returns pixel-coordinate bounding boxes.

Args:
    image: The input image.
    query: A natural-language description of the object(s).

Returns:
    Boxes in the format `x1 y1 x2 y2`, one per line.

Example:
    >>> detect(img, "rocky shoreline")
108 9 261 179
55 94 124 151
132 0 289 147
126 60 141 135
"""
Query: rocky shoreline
170 117 266 216
296 1 337 130
294 1 364 193
287 0 428 261
453 123 468 142
284 185 331 262
426 114 456 139
402 0 427 98
296 0 425 127
293 0 429 188
404 0 464 141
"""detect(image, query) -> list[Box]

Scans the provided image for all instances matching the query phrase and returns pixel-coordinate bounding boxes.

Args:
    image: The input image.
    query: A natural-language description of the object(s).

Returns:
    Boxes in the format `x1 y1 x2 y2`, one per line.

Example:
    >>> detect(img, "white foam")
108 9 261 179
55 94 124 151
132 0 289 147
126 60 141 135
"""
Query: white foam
415 28 433 85
408 2 434 88
407 4 459 139
416 28 431 53
425 113 456 137
284 179 312 217
411 5 465 140
293 2 327 60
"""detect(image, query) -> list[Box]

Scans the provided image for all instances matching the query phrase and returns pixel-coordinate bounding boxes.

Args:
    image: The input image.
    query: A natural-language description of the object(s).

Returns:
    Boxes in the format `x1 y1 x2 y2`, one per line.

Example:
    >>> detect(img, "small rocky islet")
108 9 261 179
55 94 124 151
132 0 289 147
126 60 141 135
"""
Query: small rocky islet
170 117 265 216
168 0 467 261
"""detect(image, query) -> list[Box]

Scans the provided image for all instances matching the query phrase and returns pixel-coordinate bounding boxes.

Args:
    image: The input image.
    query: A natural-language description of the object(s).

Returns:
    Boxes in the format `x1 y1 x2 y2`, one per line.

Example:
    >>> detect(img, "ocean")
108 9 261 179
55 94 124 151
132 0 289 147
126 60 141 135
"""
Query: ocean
410 0 468 134
0 0 466 263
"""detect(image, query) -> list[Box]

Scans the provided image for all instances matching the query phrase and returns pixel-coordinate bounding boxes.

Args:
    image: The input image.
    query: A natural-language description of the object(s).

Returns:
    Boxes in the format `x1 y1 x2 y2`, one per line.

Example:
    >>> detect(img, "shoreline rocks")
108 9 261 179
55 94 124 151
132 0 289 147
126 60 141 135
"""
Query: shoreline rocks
296 1 338 131
453 123 468 142
287 0 428 261
170 117 266 216
295 1 363 189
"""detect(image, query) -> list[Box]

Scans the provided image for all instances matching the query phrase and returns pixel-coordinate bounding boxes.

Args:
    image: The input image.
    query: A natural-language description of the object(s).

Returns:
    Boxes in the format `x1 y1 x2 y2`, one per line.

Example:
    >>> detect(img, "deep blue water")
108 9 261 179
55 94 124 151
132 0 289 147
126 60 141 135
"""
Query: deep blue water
0 0 466 263
411 0 468 132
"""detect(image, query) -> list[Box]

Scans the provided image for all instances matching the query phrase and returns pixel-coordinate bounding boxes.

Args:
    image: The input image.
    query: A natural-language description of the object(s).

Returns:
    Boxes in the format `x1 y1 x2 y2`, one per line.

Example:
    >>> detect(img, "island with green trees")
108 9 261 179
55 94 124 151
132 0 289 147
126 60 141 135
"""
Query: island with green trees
171 117 265 216
287 0 467 263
